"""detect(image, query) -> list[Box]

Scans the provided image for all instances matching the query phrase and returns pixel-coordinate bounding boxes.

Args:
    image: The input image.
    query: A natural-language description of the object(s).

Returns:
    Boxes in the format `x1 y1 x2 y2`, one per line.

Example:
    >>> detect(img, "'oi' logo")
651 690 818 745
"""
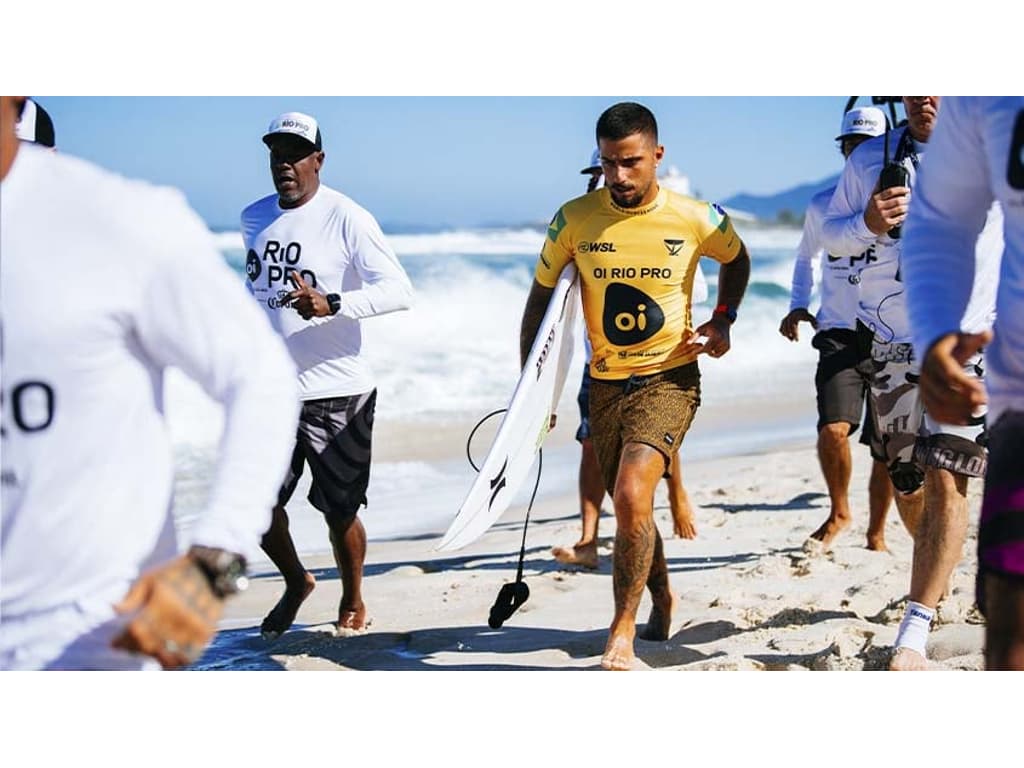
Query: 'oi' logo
603 283 664 345
245 250 262 281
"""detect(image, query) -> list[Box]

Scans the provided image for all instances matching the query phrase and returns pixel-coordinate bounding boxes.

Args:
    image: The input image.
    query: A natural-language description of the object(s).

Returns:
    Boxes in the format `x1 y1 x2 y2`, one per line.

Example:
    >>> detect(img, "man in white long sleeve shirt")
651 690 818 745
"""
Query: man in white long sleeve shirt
902 96 1024 670
0 95 299 670
242 112 414 639
779 106 894 552
821 97 1002 670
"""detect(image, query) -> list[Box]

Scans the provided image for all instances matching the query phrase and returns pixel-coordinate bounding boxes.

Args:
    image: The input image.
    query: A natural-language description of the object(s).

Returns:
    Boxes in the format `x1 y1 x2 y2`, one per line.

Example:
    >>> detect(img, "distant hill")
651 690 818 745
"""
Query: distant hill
723 173 840 223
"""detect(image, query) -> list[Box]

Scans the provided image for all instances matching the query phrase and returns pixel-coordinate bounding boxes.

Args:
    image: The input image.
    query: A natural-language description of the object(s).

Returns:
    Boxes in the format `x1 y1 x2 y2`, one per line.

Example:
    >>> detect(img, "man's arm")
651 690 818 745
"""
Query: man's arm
288 207 414 320
780 199 821 342
686 242 750 358
114 189 299 668
820 145 905 257
903 97 994 425
520 279 556 368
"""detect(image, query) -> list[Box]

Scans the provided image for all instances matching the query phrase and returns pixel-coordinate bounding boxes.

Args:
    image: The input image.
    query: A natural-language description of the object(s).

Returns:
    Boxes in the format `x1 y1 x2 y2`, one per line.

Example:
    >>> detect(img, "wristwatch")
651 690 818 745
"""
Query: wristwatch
713 303 738 325
326 292 342 316
188 546 249 598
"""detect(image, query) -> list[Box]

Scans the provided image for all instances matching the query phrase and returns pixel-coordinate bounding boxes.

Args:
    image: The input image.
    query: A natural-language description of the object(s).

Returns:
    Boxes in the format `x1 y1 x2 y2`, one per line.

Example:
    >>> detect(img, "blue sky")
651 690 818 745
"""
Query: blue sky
39 96 879 230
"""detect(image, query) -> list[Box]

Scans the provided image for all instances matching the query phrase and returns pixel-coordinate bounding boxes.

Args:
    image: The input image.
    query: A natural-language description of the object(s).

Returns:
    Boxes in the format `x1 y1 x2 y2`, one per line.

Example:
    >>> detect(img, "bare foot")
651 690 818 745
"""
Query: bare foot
336 602 370 635
889 646 930 671
601 633 637 671
552 541 599 569
807 513 851 550
639 588 676 641
261 572 316 640
866 535 889 552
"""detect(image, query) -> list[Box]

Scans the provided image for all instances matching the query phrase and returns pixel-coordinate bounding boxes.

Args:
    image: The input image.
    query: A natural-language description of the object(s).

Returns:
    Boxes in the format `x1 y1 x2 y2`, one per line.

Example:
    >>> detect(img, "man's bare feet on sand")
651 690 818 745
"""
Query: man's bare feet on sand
806 513 851 551
639 588 676 641
261 572 316 640
601 631 638 671
552 541 599 569
866 535 888 552
889 646 930 671
335 602 370 636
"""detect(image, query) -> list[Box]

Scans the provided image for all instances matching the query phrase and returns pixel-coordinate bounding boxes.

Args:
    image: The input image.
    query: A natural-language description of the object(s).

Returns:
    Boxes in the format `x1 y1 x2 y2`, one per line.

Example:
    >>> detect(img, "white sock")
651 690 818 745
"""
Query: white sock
894 601 935 655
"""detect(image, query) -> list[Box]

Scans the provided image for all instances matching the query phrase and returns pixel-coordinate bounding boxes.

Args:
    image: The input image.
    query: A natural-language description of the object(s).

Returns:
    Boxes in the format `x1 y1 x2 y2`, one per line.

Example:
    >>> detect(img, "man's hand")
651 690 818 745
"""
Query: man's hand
779 308 817 342
111 554 224 669
680 314 732 359
285 272 331 320
919 330 992 426
864 182 911 236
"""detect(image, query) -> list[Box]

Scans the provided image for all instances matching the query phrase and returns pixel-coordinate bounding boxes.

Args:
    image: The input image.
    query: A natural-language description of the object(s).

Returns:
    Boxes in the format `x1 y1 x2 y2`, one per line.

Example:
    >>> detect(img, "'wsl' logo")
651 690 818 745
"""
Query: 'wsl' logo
603 283 664 346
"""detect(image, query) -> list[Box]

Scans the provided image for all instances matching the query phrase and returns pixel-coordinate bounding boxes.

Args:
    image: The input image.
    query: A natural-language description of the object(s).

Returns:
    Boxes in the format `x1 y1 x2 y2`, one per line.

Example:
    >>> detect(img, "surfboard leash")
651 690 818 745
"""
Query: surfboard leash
465 409 543 629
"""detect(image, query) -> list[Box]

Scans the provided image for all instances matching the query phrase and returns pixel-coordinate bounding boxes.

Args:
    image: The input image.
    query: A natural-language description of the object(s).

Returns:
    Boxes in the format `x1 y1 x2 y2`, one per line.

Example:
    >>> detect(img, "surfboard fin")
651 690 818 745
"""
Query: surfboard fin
487 581 530 629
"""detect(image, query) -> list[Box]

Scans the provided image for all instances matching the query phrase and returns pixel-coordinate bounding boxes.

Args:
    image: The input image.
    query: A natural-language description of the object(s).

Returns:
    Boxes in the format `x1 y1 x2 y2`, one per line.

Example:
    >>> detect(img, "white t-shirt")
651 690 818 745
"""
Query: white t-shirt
0 144 299 670
241 185 414 399
822 126 1000 345
904 96 1024 424
788 185 861 331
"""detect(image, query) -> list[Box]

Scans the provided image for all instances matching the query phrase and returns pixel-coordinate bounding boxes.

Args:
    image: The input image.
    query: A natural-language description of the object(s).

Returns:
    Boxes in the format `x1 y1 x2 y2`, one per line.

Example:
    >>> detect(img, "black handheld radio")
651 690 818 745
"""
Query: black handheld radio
879 124 910 239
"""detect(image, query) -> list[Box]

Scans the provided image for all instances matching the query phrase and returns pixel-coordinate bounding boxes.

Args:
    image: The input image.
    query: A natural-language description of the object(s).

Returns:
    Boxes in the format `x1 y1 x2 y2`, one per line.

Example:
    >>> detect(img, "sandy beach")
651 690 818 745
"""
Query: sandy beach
201 431 985 671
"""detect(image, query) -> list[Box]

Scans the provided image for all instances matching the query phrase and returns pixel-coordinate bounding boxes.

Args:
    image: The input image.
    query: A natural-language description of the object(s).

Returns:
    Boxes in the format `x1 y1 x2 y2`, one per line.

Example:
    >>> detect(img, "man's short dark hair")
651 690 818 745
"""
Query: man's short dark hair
596 102 658 144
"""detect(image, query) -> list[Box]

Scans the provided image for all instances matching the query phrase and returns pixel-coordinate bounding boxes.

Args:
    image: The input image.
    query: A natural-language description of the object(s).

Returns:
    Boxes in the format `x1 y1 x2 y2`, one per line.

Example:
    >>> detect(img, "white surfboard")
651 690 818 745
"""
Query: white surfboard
437 263 579 551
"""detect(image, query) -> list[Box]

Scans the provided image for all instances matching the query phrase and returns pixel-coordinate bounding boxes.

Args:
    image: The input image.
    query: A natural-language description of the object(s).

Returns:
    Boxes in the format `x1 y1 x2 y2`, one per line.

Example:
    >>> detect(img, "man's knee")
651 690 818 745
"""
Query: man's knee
818 421 852 449
612 451 664 520
889 461 925 495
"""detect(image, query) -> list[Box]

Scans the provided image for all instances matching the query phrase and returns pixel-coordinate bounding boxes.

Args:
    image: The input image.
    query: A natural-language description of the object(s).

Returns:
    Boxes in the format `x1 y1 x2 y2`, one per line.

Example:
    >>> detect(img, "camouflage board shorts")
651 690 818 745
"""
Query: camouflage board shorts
868 341 987 494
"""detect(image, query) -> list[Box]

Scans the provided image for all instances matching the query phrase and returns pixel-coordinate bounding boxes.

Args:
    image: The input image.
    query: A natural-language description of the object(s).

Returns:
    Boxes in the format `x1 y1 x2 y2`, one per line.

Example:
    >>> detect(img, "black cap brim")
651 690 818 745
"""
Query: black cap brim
262 129 322 152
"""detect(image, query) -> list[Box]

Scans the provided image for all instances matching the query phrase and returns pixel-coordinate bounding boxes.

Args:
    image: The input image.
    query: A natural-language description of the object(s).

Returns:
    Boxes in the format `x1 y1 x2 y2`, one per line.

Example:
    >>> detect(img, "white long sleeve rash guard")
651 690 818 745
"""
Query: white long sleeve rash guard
241 185 414 400
903 96 1023 424
1 144 299 670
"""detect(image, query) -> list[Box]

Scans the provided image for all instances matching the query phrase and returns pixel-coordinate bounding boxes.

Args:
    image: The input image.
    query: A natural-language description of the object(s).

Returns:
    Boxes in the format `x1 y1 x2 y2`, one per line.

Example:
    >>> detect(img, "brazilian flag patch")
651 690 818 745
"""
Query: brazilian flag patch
547 207 567 243
708 202 730 234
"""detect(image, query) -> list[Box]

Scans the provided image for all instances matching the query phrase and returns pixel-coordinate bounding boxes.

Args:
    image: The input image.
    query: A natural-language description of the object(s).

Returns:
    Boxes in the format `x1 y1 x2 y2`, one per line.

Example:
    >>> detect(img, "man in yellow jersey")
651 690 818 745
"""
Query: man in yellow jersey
520 102 751 670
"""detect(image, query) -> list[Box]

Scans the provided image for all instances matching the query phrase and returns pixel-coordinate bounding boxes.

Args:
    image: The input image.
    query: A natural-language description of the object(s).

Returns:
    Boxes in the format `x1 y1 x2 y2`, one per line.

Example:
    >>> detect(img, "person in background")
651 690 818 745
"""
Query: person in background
242 111 414 640
779 106 895 552
0 95 298 670
819 97 1001 670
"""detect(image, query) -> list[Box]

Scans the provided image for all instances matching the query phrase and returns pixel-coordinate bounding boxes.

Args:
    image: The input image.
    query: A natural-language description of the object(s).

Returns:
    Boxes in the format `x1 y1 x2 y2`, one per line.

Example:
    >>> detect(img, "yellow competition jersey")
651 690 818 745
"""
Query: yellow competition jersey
535 187 741 380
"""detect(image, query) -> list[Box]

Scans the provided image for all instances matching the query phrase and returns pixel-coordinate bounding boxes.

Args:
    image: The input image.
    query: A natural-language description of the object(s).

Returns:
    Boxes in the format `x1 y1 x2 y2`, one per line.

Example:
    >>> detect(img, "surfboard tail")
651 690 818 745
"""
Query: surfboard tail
436 264 579 551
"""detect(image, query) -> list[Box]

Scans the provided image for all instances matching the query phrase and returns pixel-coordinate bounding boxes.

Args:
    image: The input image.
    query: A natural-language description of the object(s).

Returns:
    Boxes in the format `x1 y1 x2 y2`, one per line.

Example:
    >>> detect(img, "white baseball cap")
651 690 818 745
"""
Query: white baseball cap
16 98 56 147
836 106 886 140
262 111 322 150
580 148 601 174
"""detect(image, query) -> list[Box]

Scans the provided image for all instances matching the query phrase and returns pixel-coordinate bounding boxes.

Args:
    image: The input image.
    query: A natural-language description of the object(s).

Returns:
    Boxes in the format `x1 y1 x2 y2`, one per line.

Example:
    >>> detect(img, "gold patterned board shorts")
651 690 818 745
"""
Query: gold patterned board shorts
588 362 700 495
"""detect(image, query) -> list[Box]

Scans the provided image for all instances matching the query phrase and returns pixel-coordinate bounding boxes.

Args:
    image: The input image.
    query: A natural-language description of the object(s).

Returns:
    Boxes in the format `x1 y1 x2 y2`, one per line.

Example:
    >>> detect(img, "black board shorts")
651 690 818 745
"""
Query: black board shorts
277 390 376 524
812 327 874 433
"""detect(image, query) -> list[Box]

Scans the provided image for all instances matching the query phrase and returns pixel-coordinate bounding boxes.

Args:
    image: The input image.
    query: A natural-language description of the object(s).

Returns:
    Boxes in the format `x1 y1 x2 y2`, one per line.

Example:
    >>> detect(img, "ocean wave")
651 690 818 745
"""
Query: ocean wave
211 225 803 259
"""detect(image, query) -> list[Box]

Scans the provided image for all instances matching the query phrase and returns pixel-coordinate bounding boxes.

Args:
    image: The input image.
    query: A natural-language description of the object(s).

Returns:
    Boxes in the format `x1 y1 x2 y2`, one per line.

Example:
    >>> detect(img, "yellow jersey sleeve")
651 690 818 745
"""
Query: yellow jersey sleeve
696 202 742 264
535 205 573 288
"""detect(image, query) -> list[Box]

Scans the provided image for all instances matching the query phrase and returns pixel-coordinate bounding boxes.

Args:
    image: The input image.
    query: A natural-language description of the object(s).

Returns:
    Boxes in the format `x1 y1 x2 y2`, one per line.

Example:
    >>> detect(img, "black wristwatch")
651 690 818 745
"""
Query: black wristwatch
188 546 249 599
713 303 738 325
326 292 342 316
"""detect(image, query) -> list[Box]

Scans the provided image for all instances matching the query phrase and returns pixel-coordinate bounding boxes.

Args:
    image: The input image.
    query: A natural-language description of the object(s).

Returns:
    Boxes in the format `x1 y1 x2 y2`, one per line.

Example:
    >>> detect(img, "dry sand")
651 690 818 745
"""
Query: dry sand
211 440 985 671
